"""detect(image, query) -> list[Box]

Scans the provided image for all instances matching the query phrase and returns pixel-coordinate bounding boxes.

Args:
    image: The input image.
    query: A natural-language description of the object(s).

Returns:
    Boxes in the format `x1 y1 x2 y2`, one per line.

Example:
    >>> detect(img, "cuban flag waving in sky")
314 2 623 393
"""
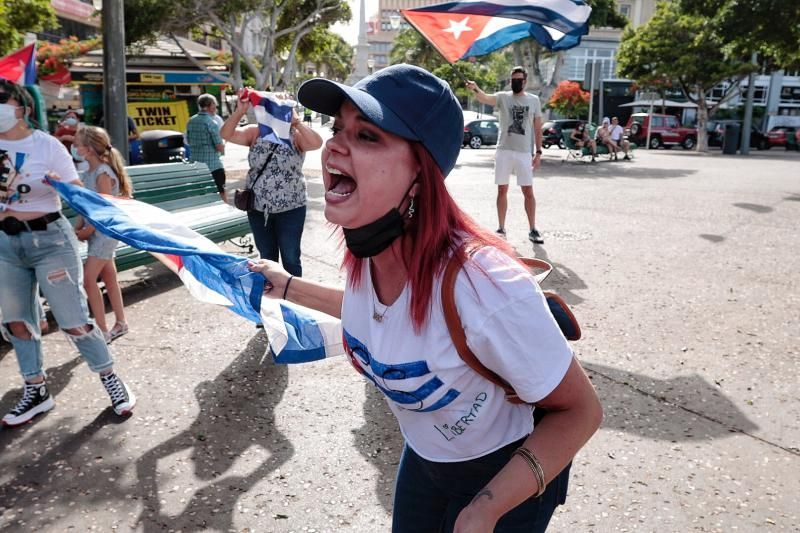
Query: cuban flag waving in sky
48 179 344 365
0 43 37 85
402 0 592 63
243 89 296 146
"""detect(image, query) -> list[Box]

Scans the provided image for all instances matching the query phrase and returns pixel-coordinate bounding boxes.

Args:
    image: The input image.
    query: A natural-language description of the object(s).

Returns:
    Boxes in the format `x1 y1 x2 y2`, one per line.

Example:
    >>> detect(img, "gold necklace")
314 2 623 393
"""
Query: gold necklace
371 288 389 323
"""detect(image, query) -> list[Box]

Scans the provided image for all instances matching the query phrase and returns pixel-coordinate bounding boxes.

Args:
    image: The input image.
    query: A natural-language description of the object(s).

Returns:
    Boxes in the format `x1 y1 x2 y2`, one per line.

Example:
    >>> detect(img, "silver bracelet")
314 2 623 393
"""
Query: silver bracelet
513 447 546 498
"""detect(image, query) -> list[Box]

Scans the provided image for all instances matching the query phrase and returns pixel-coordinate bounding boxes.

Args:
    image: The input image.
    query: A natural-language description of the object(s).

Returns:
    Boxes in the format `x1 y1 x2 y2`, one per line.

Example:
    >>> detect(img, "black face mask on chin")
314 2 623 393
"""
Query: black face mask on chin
511 79 525 94
342 180 416 259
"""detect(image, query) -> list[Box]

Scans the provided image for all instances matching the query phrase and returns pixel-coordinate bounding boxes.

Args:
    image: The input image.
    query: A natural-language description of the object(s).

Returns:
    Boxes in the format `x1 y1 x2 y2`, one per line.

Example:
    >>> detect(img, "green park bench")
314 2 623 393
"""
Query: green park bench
64 161 253 271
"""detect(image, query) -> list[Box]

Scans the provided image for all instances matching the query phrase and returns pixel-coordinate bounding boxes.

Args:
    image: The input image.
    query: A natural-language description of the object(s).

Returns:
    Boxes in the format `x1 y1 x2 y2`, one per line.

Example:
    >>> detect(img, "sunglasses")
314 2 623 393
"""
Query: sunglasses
0 93 11 104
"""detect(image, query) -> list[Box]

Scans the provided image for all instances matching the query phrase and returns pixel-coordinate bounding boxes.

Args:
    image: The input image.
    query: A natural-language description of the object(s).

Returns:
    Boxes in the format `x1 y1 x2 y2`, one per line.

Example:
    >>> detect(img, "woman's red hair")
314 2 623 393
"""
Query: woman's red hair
343 142 514 332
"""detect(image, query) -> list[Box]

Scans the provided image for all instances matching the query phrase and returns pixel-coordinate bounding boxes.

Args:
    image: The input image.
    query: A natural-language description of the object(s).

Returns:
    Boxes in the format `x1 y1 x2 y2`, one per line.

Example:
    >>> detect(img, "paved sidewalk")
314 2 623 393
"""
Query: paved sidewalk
1 144 798 532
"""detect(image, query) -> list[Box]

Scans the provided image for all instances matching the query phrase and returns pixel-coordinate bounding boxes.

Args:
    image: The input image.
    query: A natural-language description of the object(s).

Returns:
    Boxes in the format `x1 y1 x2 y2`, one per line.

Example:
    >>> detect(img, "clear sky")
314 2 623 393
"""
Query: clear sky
332 0 380 46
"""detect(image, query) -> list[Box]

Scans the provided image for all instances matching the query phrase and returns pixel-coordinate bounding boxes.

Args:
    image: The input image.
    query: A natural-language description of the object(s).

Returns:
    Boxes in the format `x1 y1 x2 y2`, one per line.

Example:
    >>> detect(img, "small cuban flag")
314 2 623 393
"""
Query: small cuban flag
0 43 37 85
245 89 296 146
48 179 344 364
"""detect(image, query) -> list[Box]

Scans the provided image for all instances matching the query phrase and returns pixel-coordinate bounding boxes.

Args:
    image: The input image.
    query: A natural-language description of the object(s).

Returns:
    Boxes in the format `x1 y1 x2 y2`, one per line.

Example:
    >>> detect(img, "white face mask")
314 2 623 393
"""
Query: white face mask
0 104 21 133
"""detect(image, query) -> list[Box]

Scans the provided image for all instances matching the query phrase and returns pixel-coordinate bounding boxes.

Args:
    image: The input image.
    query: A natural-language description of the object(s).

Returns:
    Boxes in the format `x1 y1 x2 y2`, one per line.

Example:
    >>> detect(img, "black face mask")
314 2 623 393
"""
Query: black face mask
342 181 416 258
511 79 525 93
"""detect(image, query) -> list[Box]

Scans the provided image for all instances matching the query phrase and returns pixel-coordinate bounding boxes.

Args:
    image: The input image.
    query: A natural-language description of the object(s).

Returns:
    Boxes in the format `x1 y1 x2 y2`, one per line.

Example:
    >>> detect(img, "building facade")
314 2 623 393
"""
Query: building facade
562 0 800 129
366 0 441 71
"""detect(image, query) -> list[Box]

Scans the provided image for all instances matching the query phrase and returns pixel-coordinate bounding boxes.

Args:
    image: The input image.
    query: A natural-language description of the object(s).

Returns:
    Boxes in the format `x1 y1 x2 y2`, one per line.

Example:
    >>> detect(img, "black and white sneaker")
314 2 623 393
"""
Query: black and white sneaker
529 229 545 244
2 381 55 426
100 373 136 416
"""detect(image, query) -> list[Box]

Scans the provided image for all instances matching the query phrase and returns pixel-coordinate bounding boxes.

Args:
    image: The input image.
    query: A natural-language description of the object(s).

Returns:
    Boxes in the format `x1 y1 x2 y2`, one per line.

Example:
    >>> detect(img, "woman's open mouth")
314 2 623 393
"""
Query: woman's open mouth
326 165 357 202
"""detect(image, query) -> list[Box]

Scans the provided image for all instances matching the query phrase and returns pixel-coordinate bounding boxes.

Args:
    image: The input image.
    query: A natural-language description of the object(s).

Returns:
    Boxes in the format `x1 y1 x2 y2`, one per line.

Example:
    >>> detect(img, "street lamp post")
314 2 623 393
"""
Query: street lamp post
93 0 129 163
389 13 402 31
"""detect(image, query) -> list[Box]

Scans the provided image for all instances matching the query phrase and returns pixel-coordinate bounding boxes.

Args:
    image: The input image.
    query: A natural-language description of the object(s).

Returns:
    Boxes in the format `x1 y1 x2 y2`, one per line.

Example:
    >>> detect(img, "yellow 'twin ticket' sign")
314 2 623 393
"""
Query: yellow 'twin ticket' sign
128 101 190 132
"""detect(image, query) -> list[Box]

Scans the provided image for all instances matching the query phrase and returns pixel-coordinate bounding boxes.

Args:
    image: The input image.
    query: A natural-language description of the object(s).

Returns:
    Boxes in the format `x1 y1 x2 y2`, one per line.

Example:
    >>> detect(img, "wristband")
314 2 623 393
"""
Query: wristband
282 275 294 300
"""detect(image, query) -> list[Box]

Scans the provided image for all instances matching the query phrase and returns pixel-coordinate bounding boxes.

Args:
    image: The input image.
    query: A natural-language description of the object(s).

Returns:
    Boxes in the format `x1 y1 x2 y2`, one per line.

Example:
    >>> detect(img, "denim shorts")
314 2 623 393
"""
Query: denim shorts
87 232 118 260
392 437 571 533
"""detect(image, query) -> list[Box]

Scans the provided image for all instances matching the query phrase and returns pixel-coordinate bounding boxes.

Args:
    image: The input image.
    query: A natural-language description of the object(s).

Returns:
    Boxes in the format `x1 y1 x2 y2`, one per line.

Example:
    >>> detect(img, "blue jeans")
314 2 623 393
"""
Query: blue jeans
0 216 113 380
248 206 306 277
392 438 571 533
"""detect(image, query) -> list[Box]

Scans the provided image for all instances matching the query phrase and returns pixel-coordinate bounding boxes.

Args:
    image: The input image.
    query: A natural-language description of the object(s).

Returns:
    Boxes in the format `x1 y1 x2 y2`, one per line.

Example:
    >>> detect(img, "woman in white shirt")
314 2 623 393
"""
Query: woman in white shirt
249 65 602 532
0 79 135 427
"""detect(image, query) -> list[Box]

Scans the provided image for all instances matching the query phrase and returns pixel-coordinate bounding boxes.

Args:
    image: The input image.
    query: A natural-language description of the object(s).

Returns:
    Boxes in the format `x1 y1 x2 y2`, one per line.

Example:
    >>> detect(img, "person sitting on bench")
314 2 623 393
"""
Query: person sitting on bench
595 117 618 160
609 117 631 160
570 122 597 162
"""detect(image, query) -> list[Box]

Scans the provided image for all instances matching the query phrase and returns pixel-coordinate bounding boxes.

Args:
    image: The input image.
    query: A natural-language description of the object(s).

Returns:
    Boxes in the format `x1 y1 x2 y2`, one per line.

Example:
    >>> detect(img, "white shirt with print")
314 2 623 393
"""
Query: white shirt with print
341 247 573 462
0 130 79 213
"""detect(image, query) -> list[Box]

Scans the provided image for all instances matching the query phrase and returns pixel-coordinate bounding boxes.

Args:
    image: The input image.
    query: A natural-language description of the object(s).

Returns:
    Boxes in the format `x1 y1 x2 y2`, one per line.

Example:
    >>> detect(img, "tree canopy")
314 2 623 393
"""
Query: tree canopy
0 0 57 56
678 0 800 70
617 1 751 151
124 0 351 89
295 27 353 82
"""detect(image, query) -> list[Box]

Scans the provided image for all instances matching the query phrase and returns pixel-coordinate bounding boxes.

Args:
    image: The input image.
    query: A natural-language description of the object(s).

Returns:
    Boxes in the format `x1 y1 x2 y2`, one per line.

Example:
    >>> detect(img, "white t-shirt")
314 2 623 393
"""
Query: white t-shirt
0 130 79 213
341 247 573 462
493 91 542 154
610 124 624 142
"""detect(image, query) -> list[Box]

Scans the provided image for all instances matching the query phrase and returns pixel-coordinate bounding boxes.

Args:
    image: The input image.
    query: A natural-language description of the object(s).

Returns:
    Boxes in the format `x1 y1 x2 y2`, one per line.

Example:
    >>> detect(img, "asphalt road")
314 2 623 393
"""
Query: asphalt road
1 132 798 532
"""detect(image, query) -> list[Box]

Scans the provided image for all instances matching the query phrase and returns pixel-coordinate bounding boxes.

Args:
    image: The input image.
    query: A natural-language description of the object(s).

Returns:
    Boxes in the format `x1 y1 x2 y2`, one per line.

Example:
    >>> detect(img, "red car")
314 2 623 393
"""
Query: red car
767 126 798 149
624 113 697 150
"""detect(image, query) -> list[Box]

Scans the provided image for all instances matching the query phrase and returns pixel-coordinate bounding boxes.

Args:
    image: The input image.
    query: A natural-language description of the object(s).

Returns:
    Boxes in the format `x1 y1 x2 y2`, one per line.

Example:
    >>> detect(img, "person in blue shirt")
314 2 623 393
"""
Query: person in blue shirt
185 94 226 202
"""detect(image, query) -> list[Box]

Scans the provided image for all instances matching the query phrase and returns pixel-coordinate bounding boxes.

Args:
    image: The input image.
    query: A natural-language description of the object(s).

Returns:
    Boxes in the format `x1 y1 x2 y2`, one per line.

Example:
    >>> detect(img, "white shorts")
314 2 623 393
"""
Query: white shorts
494 149 533 186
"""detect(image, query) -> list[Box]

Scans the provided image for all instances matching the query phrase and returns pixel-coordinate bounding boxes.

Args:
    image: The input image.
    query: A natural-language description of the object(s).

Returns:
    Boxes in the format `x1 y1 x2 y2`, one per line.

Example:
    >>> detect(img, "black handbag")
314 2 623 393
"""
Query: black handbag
233 146 276 212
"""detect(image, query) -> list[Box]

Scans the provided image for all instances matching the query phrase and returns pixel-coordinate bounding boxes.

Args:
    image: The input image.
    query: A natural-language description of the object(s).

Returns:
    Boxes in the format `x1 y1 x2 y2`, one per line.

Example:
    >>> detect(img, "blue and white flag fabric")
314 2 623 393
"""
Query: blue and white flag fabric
49 179 344 364
245 89 296 146
402 0 591 62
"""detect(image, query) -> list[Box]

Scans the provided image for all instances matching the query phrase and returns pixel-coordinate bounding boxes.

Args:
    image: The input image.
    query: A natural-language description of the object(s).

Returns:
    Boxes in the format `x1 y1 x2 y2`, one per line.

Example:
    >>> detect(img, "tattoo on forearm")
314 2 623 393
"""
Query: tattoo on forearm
471 489 494 505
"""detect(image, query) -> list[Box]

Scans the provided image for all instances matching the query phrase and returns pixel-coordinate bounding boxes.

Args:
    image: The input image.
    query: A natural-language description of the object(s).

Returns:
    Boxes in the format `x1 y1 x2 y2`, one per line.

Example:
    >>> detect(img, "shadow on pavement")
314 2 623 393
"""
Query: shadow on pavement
455 159 495 169
355 382 403 515
733 202 774 214
134 332 292 532
349 358 759 519
0 406 134 531
587 362 758 441
555 164 697 180
528 245 587 306
699 233 725 243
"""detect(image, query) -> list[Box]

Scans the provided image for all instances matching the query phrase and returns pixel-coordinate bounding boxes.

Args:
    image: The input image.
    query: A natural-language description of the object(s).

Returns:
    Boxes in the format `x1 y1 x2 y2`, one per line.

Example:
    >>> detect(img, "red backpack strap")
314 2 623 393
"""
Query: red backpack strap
441 253 526 404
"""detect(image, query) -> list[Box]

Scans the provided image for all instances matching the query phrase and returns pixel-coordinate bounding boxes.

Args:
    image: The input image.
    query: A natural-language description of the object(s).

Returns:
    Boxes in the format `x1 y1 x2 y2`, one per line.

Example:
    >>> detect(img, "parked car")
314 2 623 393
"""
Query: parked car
767 126 798 149
463 118 499 149
541 119 582 149
624 113 697 149
707 120 769 150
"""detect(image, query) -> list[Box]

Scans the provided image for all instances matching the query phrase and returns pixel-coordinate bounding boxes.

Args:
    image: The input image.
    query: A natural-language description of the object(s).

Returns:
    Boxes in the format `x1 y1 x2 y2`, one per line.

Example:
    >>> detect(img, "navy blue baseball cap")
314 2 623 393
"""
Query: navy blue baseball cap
297 64 463 177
